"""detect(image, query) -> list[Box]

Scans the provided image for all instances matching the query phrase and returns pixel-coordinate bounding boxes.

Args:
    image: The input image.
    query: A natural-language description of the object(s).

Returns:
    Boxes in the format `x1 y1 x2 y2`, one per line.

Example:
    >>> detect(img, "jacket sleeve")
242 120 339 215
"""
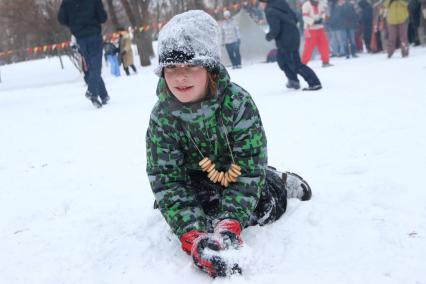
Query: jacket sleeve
265 9 281 41
95 0 108 23
217 89 267 228
146 109 208 238
266 8 298 40
234 21 241 39
302 3 315 26
57 1 69 26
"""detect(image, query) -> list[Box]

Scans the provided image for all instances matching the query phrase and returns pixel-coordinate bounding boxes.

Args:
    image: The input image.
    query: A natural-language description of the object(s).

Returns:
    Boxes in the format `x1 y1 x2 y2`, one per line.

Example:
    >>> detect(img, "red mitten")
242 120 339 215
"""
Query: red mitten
191 234 226 277
180 230 206 255
214 219 243 249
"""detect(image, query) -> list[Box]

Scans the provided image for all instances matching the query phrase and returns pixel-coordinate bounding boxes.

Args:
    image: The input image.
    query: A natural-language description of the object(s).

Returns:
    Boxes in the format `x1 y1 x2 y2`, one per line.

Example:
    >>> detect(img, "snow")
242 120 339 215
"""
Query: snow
1 47 426 284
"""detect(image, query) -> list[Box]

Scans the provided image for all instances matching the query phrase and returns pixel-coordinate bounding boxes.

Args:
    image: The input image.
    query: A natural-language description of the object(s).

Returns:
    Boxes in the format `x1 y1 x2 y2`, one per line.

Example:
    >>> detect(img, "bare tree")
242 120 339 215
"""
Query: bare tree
132 0 155 66
194 0 206 9
0 0 243 65
0 0 68 63
118 0 154 66
104 0 121 30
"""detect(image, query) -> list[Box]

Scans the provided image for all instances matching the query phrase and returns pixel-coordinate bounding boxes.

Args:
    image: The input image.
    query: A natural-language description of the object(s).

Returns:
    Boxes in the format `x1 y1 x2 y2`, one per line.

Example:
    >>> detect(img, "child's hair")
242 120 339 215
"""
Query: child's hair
207 71 219 99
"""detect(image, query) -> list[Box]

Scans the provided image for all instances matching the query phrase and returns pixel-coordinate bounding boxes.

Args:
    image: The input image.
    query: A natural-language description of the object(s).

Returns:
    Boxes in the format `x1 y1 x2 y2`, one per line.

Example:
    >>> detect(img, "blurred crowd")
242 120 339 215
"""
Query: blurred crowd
275 0 422 60
102 28 137 77
236 0 423 64
73 0 424 80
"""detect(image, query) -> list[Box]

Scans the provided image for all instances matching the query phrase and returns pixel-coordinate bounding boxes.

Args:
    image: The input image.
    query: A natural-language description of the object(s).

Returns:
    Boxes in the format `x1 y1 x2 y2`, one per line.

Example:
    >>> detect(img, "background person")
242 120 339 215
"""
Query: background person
103 36 120 77
221 10 242 69
58 0 110 108
118 28 138 75
383 0 409 57
301 0 333 67
259 0 322 91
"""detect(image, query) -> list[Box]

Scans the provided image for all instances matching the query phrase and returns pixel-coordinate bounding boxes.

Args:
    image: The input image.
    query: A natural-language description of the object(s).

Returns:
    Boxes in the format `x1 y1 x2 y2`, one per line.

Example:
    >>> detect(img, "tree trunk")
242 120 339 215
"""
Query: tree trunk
120 0 153 66
134 0 153 66
139 0 154 58
104 0 120 29
194 0 206 10
119 0 137 27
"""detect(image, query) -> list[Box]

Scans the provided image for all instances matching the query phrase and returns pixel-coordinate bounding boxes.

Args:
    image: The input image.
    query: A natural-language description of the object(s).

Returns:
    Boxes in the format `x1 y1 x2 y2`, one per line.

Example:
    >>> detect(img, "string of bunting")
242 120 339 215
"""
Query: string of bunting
0 0 258 59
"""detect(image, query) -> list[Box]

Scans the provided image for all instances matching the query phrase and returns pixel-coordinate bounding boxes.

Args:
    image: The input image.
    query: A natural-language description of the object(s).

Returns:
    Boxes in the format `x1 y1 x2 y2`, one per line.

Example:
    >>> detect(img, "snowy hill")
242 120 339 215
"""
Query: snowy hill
1 48 426 284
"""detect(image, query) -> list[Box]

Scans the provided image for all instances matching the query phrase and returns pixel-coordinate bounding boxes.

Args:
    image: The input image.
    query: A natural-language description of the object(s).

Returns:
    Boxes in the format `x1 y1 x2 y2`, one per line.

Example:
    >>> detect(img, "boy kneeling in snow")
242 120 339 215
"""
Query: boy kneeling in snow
146 10 312 277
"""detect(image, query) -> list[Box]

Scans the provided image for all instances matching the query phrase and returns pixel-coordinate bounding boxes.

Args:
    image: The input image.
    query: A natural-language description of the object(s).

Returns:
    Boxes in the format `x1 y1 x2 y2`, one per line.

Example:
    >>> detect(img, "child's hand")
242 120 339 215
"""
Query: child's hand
191 233 242 277
180 230 206 255
191 234 224 276
214 219 243 249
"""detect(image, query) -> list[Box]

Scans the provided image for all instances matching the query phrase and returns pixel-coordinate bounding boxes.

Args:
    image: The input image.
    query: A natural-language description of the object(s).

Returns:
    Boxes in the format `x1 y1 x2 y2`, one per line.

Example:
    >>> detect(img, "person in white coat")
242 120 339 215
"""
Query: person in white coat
301 0 332 67
221 10 242 69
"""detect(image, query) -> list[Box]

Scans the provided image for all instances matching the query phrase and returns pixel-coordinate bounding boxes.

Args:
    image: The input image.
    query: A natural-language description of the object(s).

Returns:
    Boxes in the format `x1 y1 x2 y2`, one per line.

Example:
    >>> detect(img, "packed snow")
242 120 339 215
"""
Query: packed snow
1 47 425 284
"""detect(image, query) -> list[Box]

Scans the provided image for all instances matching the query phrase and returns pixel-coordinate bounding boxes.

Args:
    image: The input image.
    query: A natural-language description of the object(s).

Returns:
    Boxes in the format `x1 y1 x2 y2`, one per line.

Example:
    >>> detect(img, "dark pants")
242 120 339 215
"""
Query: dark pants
124 64 137 76
362 26 373 52
408 22 420 45
337 29 357 57
277 49 321 87
186 168 287 231
77 34 108 100
225 41 242 67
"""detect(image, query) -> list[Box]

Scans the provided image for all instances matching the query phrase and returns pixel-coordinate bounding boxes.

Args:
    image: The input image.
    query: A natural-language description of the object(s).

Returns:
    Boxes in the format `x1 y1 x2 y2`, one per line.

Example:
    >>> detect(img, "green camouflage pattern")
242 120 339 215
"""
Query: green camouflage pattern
146 65 267 238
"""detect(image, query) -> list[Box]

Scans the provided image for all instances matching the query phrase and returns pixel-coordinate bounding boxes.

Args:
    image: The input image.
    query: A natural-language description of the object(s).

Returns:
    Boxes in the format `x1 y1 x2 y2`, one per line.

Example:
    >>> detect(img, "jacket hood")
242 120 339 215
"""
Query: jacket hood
266 0 298 24
155 64 231 123
267 0 291 14
358 0 370 8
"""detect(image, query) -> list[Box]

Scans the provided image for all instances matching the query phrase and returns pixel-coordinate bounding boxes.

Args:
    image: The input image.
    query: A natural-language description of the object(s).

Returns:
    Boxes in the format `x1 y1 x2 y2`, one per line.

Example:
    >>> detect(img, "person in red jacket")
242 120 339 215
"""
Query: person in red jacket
301 0 333 67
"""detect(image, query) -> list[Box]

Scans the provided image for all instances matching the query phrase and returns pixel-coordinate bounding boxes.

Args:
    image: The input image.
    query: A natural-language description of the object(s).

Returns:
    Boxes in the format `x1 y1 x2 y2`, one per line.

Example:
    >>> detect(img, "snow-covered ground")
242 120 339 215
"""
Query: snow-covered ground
1 47 425 284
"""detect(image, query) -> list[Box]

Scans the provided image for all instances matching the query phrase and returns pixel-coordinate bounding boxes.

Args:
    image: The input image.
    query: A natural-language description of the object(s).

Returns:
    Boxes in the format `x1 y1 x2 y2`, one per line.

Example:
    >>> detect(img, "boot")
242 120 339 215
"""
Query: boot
101 95 110 105
85 90 102 108
286 80 300 90
283 172 312 201
89 96 102 108
302 84 322 91
268 167 312 201
401 43 409 57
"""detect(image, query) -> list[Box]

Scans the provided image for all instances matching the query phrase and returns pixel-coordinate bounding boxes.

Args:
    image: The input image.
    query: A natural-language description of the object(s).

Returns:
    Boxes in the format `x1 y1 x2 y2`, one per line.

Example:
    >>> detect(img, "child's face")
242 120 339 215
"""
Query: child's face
164 65 208 104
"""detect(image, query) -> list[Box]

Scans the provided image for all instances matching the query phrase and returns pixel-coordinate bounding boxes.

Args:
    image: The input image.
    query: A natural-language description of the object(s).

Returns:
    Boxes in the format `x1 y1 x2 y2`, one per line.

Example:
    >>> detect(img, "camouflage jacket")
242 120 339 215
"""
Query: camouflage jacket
146 65 267 238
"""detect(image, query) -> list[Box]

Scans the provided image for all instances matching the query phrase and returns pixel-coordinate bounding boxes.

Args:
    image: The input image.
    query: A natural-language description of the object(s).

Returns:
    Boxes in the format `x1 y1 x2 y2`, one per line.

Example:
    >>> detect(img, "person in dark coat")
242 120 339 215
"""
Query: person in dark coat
58 0 110 108
327 0 343 57
335 0 359 58
359 0 374 52
408 0 421 46
259 0 322 91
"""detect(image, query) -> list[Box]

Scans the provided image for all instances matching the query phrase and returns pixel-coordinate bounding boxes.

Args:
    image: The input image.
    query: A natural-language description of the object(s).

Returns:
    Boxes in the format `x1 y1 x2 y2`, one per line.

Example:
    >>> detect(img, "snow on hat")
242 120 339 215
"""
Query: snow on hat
155 10 221 76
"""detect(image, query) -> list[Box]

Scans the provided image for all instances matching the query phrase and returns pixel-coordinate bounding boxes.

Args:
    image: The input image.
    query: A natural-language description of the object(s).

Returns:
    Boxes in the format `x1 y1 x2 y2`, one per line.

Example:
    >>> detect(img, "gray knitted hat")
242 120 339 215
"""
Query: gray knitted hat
155 10 221 76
